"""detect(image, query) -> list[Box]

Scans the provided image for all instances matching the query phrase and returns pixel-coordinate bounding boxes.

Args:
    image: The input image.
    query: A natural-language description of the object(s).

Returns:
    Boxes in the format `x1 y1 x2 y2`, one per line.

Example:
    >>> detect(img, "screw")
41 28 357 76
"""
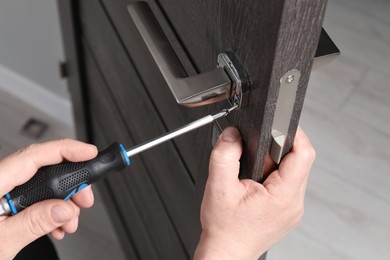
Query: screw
286 74 295 83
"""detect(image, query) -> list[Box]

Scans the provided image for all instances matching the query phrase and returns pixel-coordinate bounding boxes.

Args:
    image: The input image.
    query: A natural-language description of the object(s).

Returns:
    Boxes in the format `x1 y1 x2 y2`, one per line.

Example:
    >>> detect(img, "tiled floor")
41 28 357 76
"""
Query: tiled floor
0 0 389 259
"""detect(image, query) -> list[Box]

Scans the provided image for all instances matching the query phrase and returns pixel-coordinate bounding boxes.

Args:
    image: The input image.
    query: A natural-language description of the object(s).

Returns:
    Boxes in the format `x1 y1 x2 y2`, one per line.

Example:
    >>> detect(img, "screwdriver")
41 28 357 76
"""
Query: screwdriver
0 106 237 216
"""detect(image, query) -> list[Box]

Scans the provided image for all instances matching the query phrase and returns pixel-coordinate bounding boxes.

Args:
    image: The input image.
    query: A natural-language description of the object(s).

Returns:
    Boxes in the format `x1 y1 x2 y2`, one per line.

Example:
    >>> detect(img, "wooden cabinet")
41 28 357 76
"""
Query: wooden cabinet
58 0 326 258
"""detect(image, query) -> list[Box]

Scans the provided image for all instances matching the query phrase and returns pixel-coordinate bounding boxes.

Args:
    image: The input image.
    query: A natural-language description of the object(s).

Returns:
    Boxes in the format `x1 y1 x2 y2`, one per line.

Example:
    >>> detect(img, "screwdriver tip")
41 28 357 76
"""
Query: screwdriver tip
212 105 239 120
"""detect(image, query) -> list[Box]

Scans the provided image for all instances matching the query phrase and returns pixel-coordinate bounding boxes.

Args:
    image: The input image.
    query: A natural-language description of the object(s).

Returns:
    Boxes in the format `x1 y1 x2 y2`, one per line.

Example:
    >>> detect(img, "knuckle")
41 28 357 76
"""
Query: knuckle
23 212 51 237
16 143 38 156
73 205 80 217
62 138 80 146
59 138 74 144
53 138 74 150
301 145 316 163
56 138 73 149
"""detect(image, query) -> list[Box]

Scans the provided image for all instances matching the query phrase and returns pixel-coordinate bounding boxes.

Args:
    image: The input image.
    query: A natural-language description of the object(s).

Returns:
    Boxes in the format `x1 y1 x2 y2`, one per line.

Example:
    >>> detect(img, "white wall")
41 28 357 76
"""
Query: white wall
0 0 73 126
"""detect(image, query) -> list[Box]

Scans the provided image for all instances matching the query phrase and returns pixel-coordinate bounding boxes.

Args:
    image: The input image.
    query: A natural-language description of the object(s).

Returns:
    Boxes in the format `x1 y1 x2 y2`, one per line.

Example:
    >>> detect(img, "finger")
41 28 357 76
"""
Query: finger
276 126 316 189
61 216 79 234
50 228 66 240
49 201 80 240
0 139 97 195
71 185 94 209
50 213 79 240
58 202 80 234
60 200 80 234
0 200 76 254
208 127 243 188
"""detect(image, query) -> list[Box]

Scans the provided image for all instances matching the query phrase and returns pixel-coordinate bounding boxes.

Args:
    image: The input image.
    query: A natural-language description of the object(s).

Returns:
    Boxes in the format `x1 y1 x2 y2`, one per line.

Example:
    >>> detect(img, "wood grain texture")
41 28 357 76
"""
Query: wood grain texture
59 0 327 259
229 0 327 180
156 0 327 180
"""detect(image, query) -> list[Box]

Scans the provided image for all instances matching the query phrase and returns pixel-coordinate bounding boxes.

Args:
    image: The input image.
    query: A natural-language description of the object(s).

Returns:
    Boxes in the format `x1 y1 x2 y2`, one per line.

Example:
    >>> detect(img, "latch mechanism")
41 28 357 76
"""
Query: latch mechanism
217 52 249 109
270 69 301 164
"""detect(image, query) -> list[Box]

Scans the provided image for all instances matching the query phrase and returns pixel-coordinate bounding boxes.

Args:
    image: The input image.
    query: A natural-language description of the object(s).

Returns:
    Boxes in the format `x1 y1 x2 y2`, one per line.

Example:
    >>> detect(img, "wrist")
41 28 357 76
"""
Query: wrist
194 231 262 260
194 232 235 260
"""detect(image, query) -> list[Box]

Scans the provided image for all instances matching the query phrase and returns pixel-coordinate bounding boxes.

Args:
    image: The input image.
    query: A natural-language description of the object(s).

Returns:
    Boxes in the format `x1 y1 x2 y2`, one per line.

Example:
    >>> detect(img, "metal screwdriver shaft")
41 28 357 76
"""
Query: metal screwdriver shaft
126 105 238 157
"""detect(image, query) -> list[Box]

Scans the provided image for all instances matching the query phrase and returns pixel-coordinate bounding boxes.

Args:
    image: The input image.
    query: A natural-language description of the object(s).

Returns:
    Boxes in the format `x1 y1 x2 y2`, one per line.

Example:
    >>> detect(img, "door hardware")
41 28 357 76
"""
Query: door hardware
128 2 250 108
268 30 338 163
217 52 250 108
128 2 335 162
270 69 301 164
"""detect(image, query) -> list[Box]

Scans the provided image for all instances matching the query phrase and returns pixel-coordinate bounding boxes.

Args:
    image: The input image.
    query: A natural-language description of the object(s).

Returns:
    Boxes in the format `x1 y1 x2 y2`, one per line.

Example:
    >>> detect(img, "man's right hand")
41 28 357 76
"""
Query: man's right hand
194 126 316 259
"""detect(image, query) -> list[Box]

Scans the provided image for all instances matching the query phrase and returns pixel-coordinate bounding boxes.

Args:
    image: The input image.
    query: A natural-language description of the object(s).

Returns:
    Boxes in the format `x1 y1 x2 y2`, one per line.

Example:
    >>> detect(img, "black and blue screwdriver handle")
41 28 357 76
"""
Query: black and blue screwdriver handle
0 107 236 216
0 142 130 216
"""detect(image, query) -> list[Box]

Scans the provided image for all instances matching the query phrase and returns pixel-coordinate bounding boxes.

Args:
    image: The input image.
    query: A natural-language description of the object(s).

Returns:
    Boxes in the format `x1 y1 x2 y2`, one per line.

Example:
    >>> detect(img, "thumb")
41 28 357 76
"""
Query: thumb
208 127 243 188
1 200 75 255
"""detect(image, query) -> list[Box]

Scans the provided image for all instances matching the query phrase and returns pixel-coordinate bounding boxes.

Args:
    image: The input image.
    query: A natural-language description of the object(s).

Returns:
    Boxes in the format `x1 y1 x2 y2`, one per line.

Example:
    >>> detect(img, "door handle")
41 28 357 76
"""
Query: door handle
127 2 250 108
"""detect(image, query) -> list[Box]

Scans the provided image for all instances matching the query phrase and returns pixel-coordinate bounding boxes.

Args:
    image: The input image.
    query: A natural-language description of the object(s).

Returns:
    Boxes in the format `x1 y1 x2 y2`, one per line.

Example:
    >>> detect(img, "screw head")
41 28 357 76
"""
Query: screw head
286 74 295 83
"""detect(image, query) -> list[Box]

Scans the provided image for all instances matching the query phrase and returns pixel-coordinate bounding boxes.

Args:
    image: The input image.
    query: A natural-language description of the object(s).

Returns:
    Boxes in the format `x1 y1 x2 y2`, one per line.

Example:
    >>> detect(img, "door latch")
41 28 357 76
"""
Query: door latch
270 69 301 164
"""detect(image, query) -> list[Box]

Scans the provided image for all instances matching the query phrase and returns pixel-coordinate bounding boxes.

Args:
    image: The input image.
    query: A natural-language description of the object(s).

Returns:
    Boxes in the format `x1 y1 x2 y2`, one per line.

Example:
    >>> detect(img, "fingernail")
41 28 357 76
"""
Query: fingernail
222 127 240 142
51 206 71 223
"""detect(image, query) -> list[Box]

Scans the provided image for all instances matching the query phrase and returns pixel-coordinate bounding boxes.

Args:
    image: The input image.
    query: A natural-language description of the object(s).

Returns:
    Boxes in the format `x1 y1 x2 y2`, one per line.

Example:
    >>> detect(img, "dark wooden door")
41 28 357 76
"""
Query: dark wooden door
58 0 327 259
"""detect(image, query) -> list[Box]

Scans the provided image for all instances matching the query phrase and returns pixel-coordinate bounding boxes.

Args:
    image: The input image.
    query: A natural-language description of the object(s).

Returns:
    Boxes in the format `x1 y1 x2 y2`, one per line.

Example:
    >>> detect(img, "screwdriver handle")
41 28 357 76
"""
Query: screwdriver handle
4 142 130 215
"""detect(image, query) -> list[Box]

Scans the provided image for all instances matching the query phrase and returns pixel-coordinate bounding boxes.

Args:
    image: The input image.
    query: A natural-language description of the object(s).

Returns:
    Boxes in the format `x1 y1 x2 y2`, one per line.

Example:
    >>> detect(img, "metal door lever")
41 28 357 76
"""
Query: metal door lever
128 2 250 108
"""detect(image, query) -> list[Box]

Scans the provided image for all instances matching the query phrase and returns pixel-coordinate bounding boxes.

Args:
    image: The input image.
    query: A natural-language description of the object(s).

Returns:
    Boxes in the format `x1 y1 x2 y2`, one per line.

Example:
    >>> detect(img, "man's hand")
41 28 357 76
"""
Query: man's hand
194 127 315 259
0 139 97 260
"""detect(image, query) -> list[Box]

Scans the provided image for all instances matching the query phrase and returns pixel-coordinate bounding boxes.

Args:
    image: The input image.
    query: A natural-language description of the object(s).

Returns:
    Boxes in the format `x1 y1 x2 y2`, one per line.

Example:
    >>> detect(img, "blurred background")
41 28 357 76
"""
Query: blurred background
0 0 389 259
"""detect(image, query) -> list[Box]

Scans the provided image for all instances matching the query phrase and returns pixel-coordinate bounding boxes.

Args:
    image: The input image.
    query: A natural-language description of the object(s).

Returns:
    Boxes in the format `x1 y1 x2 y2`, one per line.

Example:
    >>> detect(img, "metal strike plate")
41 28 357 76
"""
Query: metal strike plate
270 69 301 164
